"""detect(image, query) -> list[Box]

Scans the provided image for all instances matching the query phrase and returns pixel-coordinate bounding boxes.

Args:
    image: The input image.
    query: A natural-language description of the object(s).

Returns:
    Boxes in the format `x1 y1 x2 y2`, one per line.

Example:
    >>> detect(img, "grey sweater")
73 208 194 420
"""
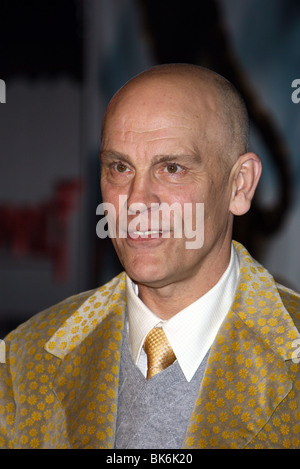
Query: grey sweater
115 324 209 449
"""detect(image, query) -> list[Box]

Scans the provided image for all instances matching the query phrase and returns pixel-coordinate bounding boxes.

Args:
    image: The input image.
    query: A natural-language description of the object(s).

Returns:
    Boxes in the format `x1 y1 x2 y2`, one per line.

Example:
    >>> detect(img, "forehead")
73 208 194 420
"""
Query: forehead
101 75 236 175
117 74 219 116
102 76 223 145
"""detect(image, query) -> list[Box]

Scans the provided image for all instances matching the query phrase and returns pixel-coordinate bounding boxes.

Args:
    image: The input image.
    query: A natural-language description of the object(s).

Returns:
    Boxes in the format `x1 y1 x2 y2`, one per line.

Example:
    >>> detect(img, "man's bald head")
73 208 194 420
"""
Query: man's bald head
100 64 262 296
101 63 249 171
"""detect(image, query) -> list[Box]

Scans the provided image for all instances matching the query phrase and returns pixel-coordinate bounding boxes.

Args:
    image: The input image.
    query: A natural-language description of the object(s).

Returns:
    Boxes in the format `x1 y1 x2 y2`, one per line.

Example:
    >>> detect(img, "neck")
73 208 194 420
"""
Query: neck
137 244 232 320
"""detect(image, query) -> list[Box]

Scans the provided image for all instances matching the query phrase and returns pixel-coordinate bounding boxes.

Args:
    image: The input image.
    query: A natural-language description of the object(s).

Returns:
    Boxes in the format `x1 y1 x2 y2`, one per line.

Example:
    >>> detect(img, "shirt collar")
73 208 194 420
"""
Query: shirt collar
125 243 240 381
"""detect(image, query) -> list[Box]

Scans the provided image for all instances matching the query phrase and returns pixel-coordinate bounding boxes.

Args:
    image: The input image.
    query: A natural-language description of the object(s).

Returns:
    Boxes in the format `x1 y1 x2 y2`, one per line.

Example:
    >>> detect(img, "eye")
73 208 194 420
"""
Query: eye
114 162 130 173
164 163 182 174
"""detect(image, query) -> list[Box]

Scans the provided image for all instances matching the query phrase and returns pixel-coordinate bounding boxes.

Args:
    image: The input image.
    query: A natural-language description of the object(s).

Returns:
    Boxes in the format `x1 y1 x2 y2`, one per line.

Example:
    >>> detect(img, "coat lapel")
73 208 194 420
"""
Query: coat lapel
45 273 126 448
183 242 300 449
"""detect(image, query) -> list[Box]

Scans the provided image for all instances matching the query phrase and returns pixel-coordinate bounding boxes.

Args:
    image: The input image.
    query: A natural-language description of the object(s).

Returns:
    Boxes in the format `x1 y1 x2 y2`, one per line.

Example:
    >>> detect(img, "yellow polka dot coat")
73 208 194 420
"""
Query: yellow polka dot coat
1 242 300 449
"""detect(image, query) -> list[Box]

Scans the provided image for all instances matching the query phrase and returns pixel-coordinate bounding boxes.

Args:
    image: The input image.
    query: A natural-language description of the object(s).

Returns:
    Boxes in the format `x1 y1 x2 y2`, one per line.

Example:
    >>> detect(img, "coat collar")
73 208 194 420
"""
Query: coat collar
44 242 300 449
45 272 127 360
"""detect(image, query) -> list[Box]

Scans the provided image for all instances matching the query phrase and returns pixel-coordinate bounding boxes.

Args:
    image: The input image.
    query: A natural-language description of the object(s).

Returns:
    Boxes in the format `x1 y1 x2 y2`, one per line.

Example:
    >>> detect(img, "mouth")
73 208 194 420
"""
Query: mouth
129 230 165 238
125 229 172 243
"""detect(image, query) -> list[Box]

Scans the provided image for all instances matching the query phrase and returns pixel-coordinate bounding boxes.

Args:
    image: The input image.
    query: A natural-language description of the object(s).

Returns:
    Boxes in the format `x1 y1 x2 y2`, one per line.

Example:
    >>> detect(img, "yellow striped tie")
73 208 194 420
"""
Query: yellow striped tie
143 327 176 380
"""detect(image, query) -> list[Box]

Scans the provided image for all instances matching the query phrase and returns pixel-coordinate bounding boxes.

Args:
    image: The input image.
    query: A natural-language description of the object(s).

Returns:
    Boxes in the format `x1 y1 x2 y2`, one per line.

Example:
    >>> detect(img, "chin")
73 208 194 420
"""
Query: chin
114 240 178 287
124 261 169 287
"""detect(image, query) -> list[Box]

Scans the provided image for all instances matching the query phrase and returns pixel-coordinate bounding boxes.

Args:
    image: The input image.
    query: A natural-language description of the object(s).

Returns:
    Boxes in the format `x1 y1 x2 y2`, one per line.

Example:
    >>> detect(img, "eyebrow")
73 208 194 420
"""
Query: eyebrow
100 150 202 166
100 150 130 163
151 154 202 165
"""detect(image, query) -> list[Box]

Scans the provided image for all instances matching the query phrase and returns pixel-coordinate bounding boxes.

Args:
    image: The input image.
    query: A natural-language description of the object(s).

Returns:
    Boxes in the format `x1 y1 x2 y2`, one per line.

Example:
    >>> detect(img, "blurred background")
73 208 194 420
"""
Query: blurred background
0 0 299 337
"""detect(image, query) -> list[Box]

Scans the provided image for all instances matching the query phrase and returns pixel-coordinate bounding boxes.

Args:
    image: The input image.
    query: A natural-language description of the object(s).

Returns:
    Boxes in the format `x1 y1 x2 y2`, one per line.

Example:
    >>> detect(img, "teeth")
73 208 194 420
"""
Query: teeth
133 231 161 235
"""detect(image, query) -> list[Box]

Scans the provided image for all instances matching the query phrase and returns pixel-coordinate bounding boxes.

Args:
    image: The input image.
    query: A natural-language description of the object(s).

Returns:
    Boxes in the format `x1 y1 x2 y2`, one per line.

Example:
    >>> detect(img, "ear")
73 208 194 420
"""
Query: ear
229 152 262 216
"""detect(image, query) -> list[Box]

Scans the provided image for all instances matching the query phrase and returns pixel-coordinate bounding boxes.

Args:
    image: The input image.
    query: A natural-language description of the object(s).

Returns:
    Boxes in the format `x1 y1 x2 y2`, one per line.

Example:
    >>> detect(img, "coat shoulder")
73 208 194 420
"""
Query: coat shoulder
277 282 300 331
4 272 126 352
4 288 97 351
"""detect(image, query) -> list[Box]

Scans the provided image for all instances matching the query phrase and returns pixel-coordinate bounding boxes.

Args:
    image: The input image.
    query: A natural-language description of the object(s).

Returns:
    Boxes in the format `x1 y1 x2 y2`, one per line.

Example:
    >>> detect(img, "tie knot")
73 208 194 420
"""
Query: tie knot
143 328 176 380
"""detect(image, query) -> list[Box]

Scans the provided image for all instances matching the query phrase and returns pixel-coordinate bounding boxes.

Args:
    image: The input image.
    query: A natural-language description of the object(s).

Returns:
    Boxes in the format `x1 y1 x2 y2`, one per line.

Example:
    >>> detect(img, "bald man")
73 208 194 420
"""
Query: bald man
1 64 300 450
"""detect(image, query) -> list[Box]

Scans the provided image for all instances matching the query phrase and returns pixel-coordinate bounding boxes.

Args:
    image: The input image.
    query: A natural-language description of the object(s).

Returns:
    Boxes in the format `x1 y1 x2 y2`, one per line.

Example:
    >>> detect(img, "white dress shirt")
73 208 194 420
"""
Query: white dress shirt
125 243 240 382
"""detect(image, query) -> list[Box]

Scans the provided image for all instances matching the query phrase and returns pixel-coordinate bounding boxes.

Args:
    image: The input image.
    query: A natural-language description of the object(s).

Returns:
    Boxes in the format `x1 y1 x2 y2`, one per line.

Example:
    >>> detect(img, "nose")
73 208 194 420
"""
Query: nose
126 173 161 214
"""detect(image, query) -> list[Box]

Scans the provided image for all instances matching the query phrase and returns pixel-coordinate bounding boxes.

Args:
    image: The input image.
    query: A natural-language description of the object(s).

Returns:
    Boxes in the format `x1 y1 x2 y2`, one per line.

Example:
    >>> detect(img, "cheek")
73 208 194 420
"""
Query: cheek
100 176 108 199
101 179 124 205
203 182 231 230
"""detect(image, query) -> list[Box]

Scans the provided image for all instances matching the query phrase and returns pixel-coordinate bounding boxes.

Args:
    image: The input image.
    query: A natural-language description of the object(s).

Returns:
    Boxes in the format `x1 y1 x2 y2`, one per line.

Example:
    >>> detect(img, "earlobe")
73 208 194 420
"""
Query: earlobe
229 152 262 216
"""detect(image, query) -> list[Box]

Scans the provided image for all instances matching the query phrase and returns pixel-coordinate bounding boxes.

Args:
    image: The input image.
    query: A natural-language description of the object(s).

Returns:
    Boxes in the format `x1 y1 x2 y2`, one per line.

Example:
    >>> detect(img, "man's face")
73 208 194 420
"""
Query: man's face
100 77 234 290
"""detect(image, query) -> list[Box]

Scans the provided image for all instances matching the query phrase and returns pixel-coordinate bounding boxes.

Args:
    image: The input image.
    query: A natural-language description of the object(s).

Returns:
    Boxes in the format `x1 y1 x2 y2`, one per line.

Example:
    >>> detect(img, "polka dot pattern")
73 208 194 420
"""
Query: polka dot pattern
0 243 299 448
183 242 300 449
0 273 126 448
